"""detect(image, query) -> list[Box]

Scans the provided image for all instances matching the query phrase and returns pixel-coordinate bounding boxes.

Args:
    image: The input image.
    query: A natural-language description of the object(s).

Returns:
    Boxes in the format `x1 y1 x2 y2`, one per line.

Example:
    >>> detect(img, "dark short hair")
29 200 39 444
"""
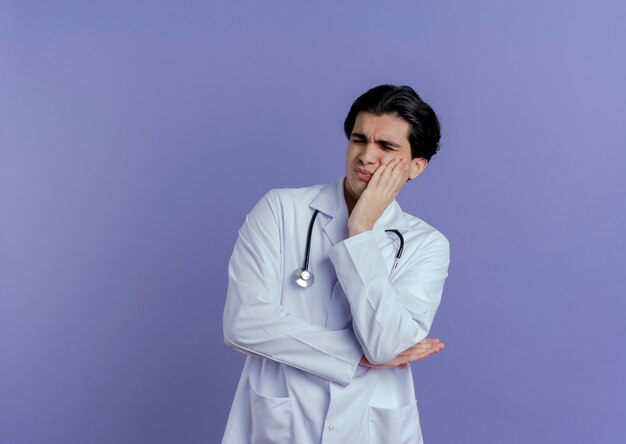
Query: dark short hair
343 85 441 161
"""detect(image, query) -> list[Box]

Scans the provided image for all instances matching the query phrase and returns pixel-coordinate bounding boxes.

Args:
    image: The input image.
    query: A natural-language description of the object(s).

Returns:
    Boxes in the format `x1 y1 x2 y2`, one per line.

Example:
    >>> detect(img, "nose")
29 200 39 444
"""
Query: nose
358 143 379 165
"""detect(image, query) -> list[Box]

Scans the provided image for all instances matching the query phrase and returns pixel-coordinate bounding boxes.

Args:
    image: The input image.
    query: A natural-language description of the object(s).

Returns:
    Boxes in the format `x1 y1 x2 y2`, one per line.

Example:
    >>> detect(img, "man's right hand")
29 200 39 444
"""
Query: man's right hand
359 338 445 369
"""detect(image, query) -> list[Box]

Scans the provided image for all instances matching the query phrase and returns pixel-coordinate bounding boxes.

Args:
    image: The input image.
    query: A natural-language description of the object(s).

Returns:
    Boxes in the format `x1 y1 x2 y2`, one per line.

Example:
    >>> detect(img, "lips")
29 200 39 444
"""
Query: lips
355 167 373 181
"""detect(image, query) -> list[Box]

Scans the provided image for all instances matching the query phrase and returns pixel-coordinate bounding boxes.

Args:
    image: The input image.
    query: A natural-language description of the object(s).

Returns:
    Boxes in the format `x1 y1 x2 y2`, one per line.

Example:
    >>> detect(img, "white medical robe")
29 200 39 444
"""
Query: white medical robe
222 178 450 444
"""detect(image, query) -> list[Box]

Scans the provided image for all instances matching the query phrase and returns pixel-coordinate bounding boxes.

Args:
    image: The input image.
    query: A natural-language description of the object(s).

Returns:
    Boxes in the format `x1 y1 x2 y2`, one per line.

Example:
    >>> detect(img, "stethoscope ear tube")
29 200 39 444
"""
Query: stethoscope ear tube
384 229 404 260
385 229 404 276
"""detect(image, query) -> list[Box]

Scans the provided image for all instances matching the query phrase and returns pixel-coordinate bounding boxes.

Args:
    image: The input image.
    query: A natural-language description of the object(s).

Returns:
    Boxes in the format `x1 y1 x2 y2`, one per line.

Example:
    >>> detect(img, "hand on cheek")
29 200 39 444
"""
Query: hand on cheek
348 158 411 236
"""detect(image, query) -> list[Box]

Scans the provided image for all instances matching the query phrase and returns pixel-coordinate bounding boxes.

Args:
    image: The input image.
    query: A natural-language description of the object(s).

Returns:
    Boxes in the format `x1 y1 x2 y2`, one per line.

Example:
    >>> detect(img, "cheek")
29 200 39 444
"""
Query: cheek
346 145 358 164
382 153 396 163
382 153 408 165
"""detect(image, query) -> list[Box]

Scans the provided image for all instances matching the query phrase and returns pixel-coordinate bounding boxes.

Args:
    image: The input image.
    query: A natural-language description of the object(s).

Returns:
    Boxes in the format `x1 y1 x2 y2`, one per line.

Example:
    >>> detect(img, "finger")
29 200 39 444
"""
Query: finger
409 347 443 360
402 343 436 353
390 159 410 191
369 163 387 188
417 338 441 346
382 159 408 196
398 344 444 359
403 340 441 353
398 346 435 357
415 338 435 345
390 158 406 177
374 159 400 197
404 352 433 362
377 159 397 187
397 346 439 359
396 339 445 359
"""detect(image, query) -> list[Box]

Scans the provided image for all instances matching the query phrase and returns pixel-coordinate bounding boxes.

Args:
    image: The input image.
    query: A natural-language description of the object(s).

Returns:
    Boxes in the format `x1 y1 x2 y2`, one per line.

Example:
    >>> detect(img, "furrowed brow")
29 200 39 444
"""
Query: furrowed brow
378 139 400 148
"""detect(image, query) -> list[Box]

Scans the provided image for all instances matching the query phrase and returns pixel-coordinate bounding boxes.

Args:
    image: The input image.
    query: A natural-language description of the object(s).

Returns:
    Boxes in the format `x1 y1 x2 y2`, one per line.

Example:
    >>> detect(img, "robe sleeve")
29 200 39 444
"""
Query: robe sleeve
223 190 363 385
328 228 449 365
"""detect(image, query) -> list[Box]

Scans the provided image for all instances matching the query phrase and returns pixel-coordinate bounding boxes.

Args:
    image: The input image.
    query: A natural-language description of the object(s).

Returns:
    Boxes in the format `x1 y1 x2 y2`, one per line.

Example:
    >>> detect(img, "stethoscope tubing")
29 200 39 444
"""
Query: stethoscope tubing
302 210 320 271
384 229 404 260
295 210 404 288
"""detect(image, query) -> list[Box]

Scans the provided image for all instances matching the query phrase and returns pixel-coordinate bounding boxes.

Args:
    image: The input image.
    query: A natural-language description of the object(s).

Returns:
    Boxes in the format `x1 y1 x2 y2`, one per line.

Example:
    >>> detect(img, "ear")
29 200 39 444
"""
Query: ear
409 157 428 179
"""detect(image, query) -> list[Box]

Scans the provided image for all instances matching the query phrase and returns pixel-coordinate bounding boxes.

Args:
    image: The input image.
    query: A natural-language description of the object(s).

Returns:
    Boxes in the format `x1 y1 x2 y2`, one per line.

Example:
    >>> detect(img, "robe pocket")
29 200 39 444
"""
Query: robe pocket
249 377 293 444
368 399 421 444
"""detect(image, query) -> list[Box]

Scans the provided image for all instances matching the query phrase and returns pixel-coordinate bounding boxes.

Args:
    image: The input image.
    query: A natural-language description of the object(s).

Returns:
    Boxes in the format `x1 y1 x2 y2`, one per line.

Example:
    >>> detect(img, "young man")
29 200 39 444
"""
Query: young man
222 85 450 444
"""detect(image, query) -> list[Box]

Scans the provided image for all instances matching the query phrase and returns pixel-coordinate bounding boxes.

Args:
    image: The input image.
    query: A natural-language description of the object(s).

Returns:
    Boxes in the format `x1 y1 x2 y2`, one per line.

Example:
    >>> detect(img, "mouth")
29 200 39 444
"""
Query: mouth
354 167 373 181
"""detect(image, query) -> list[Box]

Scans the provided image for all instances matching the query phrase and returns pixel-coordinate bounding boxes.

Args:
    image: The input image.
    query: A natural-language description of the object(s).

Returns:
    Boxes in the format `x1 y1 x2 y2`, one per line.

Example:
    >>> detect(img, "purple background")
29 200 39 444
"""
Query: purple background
2 1 625 443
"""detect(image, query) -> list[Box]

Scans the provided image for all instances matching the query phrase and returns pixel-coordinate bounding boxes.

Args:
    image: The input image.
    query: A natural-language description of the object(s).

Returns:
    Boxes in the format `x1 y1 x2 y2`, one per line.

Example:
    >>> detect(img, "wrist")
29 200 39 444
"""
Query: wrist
348 223 372 237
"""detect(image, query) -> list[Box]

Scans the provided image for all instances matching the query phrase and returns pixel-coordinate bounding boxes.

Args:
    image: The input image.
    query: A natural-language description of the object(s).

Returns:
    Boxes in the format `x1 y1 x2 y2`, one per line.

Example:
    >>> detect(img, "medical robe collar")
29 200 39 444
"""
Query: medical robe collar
309 177 411 246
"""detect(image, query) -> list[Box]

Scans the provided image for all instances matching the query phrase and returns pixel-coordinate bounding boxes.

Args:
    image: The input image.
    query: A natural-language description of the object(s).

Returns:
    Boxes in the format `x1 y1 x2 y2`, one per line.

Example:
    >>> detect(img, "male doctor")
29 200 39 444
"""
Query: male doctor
222 85 449 443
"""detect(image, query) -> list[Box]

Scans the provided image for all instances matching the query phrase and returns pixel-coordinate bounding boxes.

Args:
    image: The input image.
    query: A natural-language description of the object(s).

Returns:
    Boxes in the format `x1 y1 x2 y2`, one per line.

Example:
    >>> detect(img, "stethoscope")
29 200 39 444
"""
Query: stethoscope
293 210 405 288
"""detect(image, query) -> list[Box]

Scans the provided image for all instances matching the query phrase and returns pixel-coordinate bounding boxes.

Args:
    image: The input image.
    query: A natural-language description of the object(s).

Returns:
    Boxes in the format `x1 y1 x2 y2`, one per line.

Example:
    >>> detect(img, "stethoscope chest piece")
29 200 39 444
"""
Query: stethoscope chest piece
293 209 320 288
294 267 314 288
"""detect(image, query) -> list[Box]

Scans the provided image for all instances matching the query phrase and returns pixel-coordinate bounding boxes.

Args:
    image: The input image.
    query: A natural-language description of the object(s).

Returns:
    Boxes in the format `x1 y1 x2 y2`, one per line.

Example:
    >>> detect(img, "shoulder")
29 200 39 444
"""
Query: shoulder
259 183 326 212
265 183 325 202
245 183 326 226
401 211 450 253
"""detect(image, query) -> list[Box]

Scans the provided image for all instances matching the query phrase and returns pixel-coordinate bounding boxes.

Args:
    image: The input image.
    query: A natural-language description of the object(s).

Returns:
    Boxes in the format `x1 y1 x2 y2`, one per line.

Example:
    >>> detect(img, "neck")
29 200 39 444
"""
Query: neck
343 178 358 215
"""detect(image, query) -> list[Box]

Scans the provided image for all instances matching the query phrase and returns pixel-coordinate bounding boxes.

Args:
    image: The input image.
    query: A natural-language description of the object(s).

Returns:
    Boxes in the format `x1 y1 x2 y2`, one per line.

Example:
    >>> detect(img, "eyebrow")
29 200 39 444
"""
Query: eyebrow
351 132 401 148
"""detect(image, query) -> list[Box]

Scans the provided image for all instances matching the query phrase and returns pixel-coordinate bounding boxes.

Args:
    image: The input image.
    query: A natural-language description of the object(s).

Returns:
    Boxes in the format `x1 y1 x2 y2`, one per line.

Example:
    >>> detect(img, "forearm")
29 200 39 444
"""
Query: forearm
329 230 448 365
224 190 365 384
224 265 363 385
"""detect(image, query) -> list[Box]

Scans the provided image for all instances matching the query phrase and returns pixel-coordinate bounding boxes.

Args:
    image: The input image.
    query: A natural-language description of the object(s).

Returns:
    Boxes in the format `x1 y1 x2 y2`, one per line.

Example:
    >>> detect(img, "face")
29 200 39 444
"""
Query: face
344 112 427 202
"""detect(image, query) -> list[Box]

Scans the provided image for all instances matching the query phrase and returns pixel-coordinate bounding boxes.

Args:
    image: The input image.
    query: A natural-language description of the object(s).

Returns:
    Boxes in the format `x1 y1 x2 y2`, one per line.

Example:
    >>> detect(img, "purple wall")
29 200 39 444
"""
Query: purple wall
2 1 625 443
